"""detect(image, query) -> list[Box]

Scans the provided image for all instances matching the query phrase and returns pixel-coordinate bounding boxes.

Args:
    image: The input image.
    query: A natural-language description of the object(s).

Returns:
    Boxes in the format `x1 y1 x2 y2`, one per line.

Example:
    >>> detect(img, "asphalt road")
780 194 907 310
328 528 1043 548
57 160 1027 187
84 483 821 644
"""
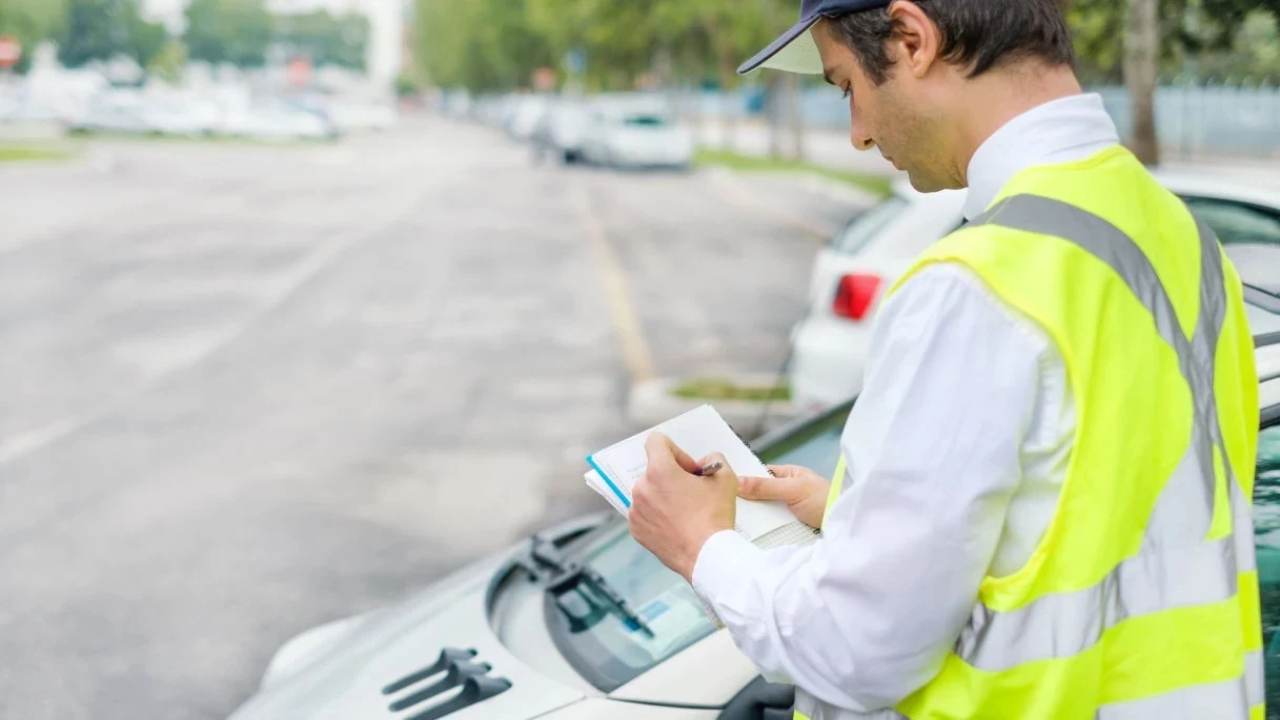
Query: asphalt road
0 116 867 719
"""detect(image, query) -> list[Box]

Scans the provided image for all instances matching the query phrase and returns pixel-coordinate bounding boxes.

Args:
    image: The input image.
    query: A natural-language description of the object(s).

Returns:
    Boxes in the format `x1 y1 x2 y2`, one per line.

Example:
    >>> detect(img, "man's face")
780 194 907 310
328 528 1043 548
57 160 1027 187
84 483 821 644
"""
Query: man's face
811 18 955 192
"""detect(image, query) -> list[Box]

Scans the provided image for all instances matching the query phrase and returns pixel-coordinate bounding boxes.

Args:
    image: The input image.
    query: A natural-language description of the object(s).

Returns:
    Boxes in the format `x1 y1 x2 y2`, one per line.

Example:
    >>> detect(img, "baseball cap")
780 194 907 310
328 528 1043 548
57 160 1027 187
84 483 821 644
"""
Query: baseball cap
737 0 892 75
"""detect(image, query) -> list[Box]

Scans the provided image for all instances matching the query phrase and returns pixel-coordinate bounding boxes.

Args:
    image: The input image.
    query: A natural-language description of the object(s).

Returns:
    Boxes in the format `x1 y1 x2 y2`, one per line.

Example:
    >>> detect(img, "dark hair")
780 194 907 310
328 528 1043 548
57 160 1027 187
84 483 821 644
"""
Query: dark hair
831 0 1075 85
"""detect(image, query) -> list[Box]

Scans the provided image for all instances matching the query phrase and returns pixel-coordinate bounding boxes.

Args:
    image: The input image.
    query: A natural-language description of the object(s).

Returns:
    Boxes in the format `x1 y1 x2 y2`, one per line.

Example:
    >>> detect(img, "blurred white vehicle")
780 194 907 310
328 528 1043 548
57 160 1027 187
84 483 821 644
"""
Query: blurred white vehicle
507 95 551 141
580 97 693 170
71 89 151 134
538 99 591 163
789 171 1280 410
142 94 219 137
221 101 336 142
329 101 397 133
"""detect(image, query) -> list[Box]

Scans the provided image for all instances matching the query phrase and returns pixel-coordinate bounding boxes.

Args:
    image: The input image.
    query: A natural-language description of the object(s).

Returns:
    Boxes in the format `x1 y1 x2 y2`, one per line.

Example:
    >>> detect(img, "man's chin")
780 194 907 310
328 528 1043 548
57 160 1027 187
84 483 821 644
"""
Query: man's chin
905 171 959 194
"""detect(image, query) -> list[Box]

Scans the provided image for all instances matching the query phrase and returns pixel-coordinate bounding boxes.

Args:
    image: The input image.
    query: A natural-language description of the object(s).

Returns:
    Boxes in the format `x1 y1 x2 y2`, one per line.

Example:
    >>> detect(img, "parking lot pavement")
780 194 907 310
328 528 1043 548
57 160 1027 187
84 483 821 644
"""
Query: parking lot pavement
0 116 868 719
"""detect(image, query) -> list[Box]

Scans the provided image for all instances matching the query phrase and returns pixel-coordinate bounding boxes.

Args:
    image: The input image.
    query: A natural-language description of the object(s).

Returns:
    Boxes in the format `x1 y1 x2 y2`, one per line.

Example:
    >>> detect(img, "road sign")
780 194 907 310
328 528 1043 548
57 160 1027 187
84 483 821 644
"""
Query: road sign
0 35 21 70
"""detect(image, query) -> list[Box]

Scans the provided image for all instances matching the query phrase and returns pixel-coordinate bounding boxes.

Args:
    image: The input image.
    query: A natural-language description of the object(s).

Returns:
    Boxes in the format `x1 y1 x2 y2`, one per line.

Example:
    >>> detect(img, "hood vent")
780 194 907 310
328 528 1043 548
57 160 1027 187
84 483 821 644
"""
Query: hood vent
382 647 512 720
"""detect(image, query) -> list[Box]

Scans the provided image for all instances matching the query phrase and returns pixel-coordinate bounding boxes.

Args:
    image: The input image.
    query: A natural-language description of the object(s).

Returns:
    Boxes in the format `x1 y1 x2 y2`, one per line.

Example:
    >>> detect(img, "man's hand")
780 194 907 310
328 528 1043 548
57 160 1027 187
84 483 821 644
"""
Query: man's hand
738 464 830 529
629 432 737 582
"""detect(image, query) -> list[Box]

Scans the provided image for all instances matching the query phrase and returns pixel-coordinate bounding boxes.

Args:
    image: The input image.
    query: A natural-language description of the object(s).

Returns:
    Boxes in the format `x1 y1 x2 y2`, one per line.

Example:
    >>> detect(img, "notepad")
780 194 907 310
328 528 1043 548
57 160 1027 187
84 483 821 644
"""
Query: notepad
585 405 817 550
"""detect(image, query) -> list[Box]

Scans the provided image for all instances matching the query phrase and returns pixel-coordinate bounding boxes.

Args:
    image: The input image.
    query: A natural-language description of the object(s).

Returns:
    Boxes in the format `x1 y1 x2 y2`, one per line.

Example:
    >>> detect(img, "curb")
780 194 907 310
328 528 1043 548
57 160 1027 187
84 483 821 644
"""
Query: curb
627 374 800 439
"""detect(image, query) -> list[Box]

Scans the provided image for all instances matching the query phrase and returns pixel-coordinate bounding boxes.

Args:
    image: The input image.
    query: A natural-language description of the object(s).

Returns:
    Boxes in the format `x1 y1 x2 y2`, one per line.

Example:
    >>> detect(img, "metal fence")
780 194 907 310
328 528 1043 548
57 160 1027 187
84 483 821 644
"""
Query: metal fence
689 83 1280 161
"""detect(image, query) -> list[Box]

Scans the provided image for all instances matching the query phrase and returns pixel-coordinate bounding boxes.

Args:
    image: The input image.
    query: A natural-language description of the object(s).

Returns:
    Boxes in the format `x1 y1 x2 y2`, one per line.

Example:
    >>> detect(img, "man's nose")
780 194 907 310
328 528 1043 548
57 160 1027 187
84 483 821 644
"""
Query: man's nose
850 115 874 151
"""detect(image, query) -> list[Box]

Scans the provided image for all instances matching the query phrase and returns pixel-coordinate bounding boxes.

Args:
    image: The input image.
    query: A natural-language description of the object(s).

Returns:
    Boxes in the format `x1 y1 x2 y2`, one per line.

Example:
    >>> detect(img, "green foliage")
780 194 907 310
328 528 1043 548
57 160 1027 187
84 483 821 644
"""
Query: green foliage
0 0 66 73
414 0 556 92
274 11 369 70
148 39 188 84
413 0 793 92
184 0 271 68
56 0 165 69
694 148 893 197
1068 0 1280 82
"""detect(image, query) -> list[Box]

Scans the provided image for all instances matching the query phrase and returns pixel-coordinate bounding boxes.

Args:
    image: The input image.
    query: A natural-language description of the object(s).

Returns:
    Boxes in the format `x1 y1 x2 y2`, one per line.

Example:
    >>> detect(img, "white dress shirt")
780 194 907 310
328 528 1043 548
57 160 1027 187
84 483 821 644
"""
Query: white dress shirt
691 94 1120 716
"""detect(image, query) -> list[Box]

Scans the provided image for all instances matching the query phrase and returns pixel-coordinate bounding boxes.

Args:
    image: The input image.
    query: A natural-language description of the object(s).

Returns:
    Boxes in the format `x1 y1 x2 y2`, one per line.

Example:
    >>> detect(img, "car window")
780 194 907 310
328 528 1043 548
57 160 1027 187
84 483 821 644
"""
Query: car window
1183 197 1280 249
1254 421 1280 711
548 406 851 692
623 114 668 127
833 196 909 255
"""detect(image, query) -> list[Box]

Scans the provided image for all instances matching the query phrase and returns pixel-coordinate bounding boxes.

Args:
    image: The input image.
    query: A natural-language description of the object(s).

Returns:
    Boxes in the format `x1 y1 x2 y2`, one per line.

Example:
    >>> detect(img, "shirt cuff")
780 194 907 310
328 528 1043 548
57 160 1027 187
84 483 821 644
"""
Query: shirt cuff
691 529 765 607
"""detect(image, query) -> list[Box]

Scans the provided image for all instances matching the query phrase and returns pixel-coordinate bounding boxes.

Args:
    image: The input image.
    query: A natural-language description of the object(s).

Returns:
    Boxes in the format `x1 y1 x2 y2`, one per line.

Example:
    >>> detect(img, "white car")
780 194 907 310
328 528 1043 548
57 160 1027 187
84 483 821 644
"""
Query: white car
789 172 1280 410
507 95 552 142
535 99 592 164
580 97 693 170
231 333 1280 719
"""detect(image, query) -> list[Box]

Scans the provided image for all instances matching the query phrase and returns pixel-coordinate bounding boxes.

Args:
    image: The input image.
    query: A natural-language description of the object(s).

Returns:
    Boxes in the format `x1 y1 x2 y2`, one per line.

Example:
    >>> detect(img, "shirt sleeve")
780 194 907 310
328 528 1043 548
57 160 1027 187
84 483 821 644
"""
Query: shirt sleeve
691 262 1050 711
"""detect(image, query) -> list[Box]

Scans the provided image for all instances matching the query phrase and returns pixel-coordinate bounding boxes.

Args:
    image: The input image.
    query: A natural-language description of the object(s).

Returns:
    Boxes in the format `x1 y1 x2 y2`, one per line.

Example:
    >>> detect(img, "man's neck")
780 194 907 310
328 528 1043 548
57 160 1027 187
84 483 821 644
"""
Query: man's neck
954 63 1084 185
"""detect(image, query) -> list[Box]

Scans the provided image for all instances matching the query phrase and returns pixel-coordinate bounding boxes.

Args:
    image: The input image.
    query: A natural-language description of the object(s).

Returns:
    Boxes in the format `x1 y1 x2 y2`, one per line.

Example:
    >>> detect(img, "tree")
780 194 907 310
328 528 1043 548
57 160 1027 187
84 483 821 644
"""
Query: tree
184 0 271 68
274 11 369 70
1068 0 1280 164
1125 0 1161 164
0 0 66 73
57 0 163 69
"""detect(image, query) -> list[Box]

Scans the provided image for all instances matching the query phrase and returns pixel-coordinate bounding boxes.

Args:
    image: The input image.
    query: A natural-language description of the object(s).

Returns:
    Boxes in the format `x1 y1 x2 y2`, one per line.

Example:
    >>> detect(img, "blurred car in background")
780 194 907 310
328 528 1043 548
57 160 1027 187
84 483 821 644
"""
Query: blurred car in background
71 88 151 135
507 95 551 142
534 98 592 164
229 333 1280 720
788 172 1280 410
580 95 693 170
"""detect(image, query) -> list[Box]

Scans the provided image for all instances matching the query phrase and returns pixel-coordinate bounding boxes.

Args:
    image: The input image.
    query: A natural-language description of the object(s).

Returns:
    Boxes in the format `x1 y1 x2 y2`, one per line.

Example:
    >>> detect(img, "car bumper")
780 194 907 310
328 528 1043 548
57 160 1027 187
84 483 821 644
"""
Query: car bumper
789 314 872 410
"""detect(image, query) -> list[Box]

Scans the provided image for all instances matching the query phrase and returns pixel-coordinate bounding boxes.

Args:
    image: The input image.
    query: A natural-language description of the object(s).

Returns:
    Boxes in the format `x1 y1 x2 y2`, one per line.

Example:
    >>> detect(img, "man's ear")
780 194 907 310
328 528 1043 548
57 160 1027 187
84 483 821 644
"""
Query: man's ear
886 0 940 79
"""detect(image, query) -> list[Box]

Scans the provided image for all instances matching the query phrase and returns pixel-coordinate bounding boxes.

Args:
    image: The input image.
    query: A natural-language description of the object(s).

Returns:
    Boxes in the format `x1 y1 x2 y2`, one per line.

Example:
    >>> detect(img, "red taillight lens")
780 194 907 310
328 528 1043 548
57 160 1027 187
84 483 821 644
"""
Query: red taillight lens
832 273 882 321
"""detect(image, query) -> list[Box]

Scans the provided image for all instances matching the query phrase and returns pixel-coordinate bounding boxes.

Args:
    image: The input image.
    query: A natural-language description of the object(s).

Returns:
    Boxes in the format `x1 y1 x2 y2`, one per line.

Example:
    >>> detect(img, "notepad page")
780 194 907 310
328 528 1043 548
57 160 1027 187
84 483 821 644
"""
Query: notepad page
587 405 806 543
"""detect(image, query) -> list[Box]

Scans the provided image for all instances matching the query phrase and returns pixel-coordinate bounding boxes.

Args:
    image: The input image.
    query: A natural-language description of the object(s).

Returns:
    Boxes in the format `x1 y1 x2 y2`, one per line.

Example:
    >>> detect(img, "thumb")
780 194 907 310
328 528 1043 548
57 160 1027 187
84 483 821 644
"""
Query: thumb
737 474 806 503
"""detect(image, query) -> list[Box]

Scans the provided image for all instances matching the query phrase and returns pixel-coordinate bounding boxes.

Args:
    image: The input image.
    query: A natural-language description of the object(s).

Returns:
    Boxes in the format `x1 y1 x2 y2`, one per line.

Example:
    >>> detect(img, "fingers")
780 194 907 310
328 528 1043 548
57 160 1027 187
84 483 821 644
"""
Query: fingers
644 432 701 475
738 474 803 502
696 451 729 476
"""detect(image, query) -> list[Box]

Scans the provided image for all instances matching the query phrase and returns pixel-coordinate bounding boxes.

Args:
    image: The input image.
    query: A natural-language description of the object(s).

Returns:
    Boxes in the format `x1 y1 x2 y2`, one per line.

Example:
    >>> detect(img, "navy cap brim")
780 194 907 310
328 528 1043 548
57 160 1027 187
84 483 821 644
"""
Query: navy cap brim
737 15 823 75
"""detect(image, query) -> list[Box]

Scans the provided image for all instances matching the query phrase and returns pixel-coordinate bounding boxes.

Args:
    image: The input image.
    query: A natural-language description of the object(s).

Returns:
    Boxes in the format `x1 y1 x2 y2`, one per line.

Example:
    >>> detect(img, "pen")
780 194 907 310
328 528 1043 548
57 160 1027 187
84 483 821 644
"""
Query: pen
694 461 724 476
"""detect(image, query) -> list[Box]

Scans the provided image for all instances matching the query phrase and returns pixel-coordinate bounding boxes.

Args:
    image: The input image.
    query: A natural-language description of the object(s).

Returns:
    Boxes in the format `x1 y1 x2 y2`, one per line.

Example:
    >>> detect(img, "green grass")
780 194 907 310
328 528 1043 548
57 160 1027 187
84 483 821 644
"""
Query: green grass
695 147 893 198
670 377 792 403
0 144 76 163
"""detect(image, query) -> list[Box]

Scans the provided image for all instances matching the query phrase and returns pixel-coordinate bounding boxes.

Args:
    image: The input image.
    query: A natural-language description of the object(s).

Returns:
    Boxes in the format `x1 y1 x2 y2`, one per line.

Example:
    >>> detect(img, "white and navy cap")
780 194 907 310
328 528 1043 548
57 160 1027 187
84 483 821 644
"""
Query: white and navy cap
737 0 892 75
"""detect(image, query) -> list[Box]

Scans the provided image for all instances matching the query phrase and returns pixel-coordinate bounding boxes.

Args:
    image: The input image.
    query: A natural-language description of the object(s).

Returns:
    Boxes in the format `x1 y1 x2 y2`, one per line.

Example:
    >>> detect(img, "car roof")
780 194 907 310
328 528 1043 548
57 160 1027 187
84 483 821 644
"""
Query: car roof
1154 167 1280 211
1259 334 1280 424
888 163 1280 212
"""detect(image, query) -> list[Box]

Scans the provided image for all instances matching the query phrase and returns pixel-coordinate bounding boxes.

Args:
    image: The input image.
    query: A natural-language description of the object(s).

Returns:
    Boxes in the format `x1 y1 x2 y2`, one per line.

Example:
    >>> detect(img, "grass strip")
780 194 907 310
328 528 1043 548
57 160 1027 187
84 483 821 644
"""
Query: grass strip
670 377 792 403
695 147 893 198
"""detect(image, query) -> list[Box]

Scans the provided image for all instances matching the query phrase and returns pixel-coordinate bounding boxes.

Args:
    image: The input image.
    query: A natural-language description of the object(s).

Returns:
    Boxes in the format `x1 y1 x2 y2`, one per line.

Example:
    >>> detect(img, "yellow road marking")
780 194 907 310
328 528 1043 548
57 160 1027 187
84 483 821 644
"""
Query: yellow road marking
572 183 657 383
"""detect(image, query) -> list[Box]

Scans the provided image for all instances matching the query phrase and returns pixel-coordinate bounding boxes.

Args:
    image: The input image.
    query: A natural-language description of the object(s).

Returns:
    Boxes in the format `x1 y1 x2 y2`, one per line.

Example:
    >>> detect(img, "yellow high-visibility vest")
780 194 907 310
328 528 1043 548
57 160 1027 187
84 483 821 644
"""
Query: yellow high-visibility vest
796 146 1261 720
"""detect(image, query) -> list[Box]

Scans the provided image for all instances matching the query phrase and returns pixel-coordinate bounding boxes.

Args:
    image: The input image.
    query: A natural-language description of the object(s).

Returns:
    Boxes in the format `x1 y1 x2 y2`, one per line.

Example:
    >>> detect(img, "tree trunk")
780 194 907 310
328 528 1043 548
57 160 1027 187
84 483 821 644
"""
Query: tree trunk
784 73 806 162
1123 0 1160 165
718 52 737 152
766 73 784 159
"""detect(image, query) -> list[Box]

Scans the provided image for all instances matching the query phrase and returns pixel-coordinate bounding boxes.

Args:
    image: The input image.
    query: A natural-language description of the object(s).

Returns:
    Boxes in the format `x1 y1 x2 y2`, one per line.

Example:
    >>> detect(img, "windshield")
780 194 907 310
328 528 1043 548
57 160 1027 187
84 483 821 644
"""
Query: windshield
1254 422 1280 710
832 196 909 255
546 404 849 691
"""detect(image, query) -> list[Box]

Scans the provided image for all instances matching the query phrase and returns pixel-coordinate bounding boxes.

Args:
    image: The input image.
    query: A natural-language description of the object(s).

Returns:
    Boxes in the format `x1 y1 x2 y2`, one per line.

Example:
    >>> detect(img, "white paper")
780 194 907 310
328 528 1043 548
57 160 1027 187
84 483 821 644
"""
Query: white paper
585 405 808 543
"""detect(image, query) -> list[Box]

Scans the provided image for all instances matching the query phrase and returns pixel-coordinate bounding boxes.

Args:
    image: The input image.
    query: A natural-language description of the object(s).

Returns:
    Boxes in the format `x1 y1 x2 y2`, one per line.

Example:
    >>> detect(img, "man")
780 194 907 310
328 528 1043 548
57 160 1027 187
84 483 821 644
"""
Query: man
628 1 1263 718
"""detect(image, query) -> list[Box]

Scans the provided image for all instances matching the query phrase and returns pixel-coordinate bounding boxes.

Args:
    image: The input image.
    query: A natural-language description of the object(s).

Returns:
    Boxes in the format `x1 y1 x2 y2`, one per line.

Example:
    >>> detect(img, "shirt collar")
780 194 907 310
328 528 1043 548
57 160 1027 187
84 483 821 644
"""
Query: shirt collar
962 93 1120 221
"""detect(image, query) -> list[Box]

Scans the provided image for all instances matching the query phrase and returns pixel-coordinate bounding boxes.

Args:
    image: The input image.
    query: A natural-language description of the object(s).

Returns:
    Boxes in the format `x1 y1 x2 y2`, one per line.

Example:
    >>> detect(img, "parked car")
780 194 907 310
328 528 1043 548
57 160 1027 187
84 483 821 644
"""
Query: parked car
507 95 552 142
788 172 1280 410
580 96 694 170
230 330 1280 720
534 99 592 164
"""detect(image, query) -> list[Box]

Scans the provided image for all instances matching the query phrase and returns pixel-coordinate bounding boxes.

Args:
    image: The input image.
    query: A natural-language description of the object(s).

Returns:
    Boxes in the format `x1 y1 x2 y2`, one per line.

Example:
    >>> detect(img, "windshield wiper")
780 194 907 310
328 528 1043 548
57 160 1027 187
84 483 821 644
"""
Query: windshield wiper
522 533 655 638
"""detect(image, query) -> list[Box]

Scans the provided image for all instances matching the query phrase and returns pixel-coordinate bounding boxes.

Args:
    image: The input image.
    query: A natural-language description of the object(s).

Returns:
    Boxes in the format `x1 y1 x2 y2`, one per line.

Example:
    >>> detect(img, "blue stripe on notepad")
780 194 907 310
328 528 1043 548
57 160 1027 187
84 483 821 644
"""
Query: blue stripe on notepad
586 455 631 509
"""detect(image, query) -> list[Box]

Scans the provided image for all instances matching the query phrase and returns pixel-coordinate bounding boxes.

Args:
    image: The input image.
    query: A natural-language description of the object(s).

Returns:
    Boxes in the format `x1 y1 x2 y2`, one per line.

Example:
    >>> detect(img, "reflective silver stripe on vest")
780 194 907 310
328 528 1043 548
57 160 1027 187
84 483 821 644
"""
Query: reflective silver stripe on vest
1093 650 1263 719
952 195 1251 674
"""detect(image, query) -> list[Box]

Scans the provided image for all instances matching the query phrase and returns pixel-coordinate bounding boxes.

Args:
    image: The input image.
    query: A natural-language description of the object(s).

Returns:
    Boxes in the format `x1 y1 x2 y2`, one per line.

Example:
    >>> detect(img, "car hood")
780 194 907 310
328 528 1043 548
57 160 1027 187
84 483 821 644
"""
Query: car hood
229 545 589 720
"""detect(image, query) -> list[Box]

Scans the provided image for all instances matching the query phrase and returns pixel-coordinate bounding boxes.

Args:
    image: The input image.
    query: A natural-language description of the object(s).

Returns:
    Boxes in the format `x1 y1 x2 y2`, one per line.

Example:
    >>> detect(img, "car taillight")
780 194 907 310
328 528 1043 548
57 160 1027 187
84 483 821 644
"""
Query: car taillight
832 273 882 321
